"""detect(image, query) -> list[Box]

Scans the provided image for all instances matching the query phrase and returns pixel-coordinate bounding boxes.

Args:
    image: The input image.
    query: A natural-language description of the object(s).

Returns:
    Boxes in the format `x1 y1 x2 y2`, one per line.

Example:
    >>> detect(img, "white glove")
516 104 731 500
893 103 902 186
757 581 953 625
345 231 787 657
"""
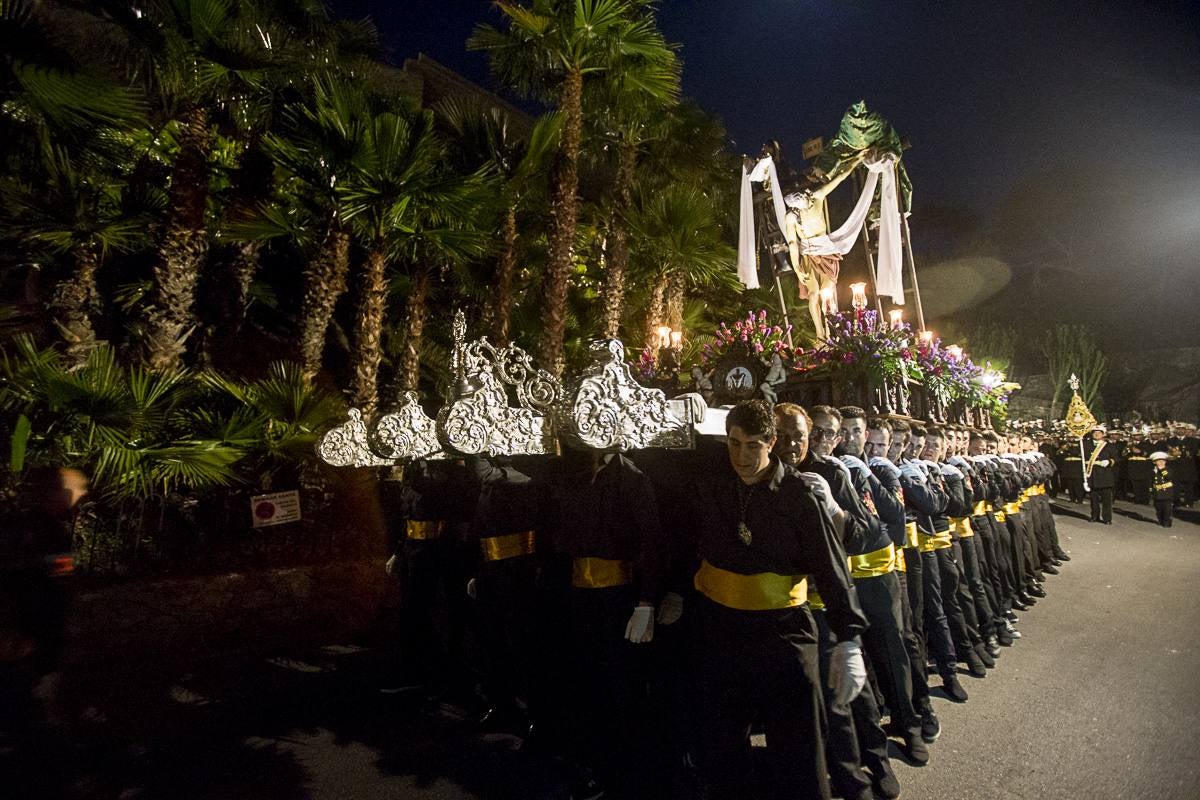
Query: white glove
657 592 684 626
624 605 655 644
466 578 477 600
385 554 397 576
1098 460 1111 468
827 639 867 712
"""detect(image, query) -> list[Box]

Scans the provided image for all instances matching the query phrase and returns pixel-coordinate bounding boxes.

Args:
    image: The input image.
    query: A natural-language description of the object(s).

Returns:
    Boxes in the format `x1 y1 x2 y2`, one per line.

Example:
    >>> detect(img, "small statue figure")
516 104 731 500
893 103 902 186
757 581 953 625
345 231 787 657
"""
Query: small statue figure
691 365 715 405
759 353 787 405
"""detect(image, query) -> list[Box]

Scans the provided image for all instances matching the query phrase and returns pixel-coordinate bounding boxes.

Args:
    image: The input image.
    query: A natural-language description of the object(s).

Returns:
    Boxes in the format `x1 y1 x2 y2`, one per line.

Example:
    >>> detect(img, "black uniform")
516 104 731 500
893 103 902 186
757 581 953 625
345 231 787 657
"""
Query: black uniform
1083 437 1117 524
691 458 866 800
1155 436 1198 507
1152 464 1176 527
1123 442 1153 504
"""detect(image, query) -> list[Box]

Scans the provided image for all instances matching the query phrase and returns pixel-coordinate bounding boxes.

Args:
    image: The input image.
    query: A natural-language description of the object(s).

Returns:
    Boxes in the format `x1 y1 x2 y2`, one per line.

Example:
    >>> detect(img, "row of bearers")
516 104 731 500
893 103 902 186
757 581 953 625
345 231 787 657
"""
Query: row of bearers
385 400 1068 800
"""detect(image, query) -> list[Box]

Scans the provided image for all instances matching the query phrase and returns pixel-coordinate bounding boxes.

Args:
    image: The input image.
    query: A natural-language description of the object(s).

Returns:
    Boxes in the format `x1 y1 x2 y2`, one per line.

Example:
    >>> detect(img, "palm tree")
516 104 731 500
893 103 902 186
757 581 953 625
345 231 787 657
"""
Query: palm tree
1 141 146 364
338 107 484 415
625 183 737 345
438 99 561 345
95 0 281 370
248 78 371 381
469 0 677 375
586 44 680 339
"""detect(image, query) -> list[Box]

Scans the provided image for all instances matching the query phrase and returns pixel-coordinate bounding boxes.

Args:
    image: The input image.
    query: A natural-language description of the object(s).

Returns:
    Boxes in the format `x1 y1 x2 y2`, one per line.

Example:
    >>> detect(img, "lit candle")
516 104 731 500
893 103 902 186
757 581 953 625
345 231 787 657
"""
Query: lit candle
670 330 683 350
888 309 903 329
946 344 963 361
655 325 672 349
849 282 868 310
820 287 836 315
920 330 934 346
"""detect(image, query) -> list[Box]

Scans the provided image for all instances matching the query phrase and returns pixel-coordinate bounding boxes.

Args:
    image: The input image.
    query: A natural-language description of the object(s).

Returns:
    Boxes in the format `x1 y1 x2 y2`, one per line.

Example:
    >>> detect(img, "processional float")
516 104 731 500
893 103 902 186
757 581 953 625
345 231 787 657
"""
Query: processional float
317 311 703 466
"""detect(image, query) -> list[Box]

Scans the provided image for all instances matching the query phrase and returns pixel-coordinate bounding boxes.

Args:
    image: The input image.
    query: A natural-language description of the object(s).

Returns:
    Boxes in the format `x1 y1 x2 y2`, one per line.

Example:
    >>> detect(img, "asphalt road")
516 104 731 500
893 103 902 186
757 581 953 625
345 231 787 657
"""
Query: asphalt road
6 499 1199 799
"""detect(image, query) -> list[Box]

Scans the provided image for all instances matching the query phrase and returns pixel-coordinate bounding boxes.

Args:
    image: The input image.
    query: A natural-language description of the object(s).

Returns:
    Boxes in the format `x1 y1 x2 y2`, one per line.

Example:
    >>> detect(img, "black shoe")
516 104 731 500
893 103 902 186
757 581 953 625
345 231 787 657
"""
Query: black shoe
1028 585 1047 598
963 648 987 677
1042 563 1060 575
1050 558 1063 567
570 775 605 800
901 731 930 766
1011 598 1030 611
974 641 996 668
869 760 903 798
943 674 969 702
1005 610 1020 623
1055 552 1071 562
921 710 941 743
986 635 1002 658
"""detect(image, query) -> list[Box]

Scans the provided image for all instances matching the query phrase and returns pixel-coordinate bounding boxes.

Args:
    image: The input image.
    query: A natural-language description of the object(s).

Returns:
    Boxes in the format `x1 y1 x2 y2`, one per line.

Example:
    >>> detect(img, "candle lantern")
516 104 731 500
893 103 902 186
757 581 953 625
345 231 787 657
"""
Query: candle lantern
669 329 683 350
655 325 672 350
849 282 868 311
946 344 963 362
889 309 903 329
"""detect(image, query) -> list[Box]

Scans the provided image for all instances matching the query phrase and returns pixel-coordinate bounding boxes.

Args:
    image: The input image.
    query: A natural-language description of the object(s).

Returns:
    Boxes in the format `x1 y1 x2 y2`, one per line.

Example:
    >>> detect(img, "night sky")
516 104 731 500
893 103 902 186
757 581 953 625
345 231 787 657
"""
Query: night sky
334 1 1200 348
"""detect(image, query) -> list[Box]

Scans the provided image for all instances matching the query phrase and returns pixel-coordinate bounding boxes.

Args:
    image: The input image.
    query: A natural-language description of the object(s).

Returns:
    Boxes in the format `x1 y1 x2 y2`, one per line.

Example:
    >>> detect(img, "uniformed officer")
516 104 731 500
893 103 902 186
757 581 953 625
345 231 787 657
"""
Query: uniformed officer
1150 451 1176 527
1083 425 1117 524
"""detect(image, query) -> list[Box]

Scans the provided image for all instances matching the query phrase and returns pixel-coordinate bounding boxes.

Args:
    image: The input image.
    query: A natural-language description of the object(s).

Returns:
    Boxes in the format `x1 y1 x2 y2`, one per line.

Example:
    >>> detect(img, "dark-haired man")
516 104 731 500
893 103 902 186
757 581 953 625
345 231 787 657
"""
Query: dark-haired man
692 400 867 800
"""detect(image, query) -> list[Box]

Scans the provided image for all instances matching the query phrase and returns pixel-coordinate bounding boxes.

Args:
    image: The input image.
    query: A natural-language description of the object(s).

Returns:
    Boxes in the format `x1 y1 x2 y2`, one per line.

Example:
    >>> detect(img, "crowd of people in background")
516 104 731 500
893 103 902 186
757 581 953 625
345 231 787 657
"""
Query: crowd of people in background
1037 420 1198 527
380 401 1070 800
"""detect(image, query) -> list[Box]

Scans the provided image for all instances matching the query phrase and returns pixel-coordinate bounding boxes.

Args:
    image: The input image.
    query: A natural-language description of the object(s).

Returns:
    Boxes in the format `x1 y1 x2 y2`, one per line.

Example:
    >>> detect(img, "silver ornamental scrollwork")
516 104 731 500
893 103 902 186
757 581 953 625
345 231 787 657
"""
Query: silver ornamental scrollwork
436 310 560 456
560 339 690 451
370 392 444 461
317 409 394 467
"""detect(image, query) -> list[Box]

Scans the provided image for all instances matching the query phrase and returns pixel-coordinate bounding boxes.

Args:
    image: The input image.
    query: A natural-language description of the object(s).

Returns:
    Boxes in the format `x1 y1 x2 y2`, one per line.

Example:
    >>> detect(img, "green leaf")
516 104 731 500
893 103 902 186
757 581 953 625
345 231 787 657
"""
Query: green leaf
10 413 31 473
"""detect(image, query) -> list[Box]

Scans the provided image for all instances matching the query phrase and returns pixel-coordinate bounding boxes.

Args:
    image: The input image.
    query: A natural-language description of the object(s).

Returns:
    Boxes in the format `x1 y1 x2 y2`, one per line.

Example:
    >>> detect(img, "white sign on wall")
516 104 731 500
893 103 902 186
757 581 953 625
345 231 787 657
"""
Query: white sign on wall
250 490 302 528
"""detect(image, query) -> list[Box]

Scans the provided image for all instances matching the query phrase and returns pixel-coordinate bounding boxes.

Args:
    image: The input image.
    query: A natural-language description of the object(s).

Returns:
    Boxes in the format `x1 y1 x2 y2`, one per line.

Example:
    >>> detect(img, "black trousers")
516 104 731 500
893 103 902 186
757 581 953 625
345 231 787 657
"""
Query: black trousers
399 537 471 689
985 513 1015 610
694 595 830 800
856 571 919 735
919 550 959 678
476 554 540 712
1155 500 1174 527
937 545 980 656
894 566 932 715
956 536 996 639
1005 513 1034 592
972 515 1008 616
1090 487 1114 523
815 610 888 799
569 584 646 790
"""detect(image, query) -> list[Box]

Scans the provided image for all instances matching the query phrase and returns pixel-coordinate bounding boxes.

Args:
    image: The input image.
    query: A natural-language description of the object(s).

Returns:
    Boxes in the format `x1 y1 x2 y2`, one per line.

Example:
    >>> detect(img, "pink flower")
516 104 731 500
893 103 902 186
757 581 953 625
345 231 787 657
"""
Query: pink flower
772 326 782 335
758 310 767 321
754 343 764 352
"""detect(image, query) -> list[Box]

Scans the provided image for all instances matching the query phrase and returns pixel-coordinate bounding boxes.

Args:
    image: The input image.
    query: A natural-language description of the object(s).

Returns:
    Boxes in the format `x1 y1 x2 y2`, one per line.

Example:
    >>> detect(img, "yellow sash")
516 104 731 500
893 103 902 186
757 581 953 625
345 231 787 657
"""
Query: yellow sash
1003 501 1022 515
695 560 807 611
972 500 988 516
950 517 974 538
994 511 1007 522
572 557 633 588
849 544 898 579
918 529 953 553
406 519 445 540
904 522 920 549
480 531 536 562
895 548 907 572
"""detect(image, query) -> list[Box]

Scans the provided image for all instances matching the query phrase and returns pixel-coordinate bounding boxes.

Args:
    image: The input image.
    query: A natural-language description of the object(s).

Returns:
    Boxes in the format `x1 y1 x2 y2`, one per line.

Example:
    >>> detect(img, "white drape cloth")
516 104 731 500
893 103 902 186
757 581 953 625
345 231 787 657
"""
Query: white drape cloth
736 157 788 290
735 153 905 304
800 154 904 305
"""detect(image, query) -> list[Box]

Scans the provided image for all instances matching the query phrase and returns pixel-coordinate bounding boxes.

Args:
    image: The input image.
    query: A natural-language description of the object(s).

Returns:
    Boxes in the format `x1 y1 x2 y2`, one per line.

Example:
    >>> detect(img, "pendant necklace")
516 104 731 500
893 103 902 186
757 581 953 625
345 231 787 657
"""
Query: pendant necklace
736 481 756 546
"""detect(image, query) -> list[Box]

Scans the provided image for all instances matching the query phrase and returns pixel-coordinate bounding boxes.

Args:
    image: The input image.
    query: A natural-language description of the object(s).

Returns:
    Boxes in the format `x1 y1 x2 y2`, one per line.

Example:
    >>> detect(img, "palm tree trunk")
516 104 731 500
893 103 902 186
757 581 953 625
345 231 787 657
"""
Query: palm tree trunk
143 104 212 371
643 275 667 347
229 240 260 331
48 243 100 366
537 68 583 377
665 271 685 332
297 224 351 382
394 268 431 398
602 139 636 339
350 245 389 416
491 205 518 346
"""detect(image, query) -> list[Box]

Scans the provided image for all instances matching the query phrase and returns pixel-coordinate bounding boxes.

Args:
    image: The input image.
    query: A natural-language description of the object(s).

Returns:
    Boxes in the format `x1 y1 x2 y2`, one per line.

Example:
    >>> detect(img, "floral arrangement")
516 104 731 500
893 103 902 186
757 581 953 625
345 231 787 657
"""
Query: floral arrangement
795 310 912 384
700 310 792 367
